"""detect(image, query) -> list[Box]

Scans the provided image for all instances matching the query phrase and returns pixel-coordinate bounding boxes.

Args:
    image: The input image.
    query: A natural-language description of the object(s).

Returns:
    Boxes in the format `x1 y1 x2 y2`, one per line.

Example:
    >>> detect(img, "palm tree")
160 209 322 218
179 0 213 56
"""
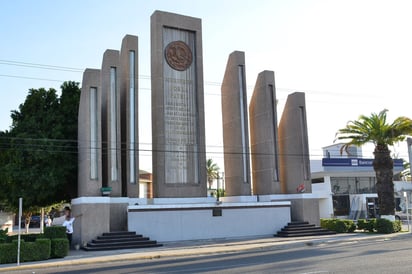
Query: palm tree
206 158 220 190
335 109 412 219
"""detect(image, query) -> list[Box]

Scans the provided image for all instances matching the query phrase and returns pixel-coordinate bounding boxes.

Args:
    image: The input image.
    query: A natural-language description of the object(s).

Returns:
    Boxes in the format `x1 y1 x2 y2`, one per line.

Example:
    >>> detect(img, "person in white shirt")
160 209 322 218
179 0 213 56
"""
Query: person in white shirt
62 206 81 248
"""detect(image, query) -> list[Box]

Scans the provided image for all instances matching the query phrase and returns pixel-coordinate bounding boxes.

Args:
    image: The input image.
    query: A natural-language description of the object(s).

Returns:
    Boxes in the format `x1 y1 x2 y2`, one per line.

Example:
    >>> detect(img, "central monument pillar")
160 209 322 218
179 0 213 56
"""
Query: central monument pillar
151 11 207 197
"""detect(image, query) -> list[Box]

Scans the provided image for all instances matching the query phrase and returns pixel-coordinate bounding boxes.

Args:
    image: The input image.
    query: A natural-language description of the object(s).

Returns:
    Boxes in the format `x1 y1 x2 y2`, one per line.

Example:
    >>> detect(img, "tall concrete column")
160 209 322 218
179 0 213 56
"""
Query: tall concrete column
101 50 122 197
221 51 251 196
120 35 139 198
249 70 281 195
151 10 207 197
78 69 102 197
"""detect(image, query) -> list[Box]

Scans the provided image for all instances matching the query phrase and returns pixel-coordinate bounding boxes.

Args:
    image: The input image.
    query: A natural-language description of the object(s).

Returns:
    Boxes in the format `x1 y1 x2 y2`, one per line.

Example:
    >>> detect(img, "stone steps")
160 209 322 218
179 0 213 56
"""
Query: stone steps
276 221 336 237
83 231 162 251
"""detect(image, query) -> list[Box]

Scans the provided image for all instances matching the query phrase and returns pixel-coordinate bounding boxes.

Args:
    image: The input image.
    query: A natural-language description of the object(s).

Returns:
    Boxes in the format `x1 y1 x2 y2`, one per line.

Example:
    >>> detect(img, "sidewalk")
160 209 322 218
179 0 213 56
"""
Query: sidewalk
1 231 411 272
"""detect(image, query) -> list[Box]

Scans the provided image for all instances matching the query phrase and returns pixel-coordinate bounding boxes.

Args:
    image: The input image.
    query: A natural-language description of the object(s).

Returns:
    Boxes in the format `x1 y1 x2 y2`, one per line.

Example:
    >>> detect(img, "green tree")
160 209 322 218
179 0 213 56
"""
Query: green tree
335 109 412 218
0 81 80 226
206 158 220 190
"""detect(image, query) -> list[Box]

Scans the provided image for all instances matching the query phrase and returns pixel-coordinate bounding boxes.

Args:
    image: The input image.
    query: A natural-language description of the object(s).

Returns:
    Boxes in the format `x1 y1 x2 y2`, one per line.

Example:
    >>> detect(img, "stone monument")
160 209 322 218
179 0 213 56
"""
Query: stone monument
151 10 207 197
249 70 281 195
221 51 251 196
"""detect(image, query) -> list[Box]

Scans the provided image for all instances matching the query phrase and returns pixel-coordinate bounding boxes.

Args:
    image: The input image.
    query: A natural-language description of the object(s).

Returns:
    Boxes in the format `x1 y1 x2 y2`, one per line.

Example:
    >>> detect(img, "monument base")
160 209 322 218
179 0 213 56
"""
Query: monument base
71 197 292 244
71 197 137 247
128 200 290 242
259 194 320 226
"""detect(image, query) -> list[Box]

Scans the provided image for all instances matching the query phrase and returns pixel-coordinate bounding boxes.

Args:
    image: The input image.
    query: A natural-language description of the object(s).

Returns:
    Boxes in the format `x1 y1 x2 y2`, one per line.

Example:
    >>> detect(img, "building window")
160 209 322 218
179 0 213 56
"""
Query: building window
331 177 376 195
333 195 350 216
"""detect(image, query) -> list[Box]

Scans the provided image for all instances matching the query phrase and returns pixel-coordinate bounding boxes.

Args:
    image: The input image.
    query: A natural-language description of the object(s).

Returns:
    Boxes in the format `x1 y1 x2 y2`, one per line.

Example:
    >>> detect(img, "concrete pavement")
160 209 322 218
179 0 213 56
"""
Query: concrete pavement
1 231 412 272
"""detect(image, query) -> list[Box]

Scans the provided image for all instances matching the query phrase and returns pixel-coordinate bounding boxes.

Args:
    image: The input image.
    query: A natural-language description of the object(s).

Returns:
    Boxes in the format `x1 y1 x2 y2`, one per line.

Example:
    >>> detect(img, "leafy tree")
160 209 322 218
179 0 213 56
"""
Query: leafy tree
206 158 220 190
0 81 80 228
335 109 412 218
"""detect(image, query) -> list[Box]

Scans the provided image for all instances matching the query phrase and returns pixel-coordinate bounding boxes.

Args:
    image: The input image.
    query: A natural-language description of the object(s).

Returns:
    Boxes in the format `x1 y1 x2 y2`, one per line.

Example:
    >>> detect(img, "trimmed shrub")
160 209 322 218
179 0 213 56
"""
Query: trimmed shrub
357 219 376 232
320 219 355 233
0 238 51 264
35 238 51 260
0 242 17 264
8 233 39 243
345 220 356 232
51 238 69 258
0 228 7 244
320 218 334 231
376 218 395 234
44 226 67 239
393 220 402 233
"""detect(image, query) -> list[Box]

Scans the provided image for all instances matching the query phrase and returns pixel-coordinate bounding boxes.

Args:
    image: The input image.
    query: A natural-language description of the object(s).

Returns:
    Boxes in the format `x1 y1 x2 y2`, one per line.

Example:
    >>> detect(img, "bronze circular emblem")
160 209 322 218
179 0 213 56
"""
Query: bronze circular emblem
164 41 193 71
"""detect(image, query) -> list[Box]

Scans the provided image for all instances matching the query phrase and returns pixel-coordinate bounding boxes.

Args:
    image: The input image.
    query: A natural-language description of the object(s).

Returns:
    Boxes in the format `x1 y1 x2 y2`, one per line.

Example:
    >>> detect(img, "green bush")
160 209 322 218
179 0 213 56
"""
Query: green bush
19 239 51 262
345 220 356 232
0 228 7 244
320 219 355 233
376 218 395 234
357 219 367 230
44 226 66 239
8 233 39 243
35 238 51 260
321 218 335 232
320 218 334 230
51 238 69 258
0 238 50 264
393 220 402 233
0 242 17 264
357 219 376 232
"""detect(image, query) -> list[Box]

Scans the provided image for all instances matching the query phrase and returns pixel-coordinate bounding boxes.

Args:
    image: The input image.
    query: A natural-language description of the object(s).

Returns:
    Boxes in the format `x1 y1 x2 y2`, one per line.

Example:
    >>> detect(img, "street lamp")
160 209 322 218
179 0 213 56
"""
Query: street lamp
404 191 410 232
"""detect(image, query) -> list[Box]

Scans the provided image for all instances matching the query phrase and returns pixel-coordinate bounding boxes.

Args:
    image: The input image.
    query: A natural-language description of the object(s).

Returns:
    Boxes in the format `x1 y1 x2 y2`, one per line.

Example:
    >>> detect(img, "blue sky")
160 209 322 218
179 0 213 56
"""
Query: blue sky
1 0 412 171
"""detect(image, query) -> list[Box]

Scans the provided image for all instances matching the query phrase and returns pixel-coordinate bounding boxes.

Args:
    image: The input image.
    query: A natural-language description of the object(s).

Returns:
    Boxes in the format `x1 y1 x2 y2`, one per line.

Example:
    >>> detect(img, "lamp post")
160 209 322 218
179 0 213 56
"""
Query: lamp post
404 191 410 232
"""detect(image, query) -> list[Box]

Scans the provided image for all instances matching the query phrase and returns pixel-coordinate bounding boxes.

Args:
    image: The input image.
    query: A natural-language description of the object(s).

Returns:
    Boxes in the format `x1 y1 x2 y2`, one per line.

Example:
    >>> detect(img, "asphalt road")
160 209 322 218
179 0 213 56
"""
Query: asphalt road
6 235 412 274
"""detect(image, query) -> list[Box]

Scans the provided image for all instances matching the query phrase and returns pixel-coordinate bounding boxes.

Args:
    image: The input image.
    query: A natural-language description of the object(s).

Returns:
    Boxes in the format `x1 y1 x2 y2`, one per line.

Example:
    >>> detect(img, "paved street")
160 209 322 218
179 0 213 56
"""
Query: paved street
4 233 412 274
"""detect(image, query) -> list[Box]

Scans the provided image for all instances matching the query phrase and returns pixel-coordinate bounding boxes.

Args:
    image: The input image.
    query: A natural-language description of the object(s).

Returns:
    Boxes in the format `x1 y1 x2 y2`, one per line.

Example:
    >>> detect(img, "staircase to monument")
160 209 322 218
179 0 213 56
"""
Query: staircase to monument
83 231 162 251
276 221 336 237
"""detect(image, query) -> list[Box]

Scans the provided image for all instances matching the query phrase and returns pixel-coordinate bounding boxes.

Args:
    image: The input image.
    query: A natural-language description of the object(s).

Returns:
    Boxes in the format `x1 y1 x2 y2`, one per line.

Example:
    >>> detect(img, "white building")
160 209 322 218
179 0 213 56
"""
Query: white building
311 144 405 219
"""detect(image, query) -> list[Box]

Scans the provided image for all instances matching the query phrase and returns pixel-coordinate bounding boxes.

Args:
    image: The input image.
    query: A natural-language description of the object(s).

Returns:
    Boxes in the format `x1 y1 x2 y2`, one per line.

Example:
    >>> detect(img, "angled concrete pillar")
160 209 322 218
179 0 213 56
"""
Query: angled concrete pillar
101 50 122 197
249 70 281 195
278 92 311 194
120 35 139 198
151 10 207 197
78 69 102 196
221 51 251 196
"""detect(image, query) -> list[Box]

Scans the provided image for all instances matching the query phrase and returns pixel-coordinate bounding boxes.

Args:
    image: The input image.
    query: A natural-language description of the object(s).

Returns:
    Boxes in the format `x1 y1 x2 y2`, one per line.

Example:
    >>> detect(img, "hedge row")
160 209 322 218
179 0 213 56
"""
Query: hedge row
320 218 356 233
321 218 402 234
0 226 69 264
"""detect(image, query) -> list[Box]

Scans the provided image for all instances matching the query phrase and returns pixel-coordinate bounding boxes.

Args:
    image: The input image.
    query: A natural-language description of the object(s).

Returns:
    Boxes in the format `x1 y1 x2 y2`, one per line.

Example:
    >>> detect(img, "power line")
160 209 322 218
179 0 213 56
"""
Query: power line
0 135 409 159
0 58 377 98
0 60 83 72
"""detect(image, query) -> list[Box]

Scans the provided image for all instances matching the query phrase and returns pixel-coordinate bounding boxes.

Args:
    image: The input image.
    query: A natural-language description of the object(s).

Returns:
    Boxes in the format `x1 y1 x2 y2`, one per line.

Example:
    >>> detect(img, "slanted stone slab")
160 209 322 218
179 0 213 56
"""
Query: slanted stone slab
249 70 281 195
221 51 251 196
78 68 102 197
278 92 311 194
119 35 139 197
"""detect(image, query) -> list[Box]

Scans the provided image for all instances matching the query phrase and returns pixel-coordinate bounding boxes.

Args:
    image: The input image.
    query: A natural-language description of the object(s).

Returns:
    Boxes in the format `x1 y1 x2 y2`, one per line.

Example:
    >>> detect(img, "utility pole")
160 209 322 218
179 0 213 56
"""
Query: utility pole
407 138 412 181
